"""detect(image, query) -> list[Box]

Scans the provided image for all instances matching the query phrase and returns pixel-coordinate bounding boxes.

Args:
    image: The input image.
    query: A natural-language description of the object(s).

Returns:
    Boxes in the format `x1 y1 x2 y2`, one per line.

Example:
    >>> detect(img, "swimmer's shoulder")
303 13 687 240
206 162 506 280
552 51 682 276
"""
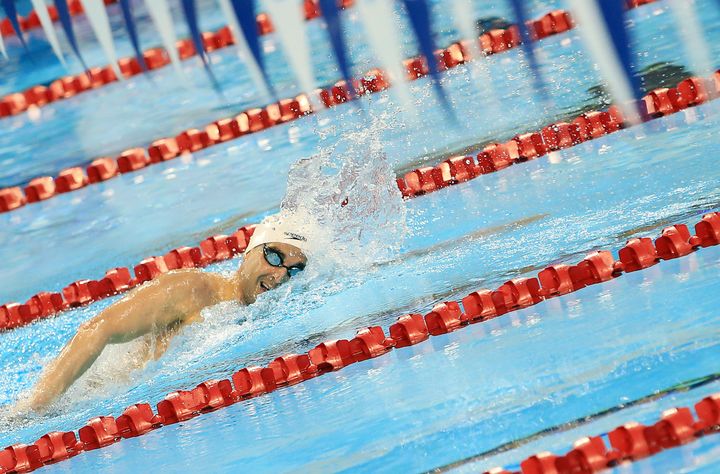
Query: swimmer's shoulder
121 269 230 308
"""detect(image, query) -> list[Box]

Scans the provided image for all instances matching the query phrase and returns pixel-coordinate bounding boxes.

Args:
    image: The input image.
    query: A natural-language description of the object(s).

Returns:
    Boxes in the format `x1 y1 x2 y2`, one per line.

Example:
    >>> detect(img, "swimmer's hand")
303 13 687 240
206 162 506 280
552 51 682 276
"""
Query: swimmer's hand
5 397 39 423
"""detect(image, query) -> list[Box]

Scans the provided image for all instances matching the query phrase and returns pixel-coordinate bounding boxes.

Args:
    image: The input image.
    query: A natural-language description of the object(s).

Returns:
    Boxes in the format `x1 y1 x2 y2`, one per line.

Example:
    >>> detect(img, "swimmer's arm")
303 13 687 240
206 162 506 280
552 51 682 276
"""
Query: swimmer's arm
25 271 217 411
132 319 189 371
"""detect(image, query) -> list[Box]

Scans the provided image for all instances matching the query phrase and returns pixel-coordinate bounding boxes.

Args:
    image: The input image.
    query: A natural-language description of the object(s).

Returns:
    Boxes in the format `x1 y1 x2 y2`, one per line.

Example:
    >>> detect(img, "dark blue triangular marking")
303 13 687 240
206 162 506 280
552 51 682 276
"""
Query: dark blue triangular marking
181 0 223 94
118 0 147 71
401 0 456 122
318 0 356 98
54 0 88 70
230 0 276 99
1 0 28 50
508 0 551 102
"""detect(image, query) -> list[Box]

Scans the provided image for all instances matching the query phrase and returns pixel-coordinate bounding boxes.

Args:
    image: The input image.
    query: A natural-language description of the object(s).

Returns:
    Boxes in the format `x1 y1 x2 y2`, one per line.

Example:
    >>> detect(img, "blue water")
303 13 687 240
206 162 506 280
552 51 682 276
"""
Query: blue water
1 0 719 472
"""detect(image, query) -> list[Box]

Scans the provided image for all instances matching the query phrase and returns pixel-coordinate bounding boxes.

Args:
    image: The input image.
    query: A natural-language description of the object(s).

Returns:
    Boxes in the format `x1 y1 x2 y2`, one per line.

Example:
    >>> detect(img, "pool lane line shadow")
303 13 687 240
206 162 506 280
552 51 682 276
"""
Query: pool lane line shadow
424 372 720 473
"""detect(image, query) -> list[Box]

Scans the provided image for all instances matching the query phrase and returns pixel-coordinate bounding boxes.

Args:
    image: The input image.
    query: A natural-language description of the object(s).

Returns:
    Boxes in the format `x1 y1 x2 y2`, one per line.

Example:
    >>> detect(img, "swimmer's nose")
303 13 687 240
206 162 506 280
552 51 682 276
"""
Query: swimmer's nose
268 268 290 287
277 269 290 284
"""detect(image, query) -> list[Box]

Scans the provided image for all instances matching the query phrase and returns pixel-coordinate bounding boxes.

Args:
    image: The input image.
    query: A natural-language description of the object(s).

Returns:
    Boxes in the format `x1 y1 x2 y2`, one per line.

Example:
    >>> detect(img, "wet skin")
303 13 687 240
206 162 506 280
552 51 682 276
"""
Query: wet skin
236 243 307 304
21 242 306 412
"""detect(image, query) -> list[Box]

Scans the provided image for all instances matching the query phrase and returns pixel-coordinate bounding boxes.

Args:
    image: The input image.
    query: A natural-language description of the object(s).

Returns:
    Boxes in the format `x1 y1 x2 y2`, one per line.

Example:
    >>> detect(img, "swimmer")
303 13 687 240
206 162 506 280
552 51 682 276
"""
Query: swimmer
20 225 307 412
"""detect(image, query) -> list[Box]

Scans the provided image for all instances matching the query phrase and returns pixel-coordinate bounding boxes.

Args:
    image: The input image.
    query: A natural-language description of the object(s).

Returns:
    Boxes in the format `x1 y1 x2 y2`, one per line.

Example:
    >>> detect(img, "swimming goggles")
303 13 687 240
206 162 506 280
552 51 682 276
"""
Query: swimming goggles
263 244 305 277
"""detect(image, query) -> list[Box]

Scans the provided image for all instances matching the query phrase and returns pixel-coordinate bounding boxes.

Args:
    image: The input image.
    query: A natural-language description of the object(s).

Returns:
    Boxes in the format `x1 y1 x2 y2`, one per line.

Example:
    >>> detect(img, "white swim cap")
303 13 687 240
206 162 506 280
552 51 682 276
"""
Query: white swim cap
245 219 309 255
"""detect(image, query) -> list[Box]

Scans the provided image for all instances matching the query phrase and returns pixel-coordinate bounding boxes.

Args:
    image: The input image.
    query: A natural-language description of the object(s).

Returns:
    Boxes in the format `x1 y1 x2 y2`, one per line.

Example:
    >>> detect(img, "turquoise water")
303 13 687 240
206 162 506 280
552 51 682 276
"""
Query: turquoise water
0 0 719 472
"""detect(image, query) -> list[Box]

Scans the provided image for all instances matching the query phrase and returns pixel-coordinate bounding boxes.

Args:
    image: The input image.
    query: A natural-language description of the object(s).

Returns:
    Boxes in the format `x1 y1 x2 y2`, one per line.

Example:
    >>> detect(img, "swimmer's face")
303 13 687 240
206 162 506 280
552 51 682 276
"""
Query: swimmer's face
236 242 307 304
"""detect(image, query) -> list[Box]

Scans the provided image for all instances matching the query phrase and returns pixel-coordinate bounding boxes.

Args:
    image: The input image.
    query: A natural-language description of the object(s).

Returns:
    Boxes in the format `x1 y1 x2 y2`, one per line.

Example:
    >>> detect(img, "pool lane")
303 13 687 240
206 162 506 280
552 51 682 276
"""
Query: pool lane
14 226 720 473
6 0 720 189
0 100 717 456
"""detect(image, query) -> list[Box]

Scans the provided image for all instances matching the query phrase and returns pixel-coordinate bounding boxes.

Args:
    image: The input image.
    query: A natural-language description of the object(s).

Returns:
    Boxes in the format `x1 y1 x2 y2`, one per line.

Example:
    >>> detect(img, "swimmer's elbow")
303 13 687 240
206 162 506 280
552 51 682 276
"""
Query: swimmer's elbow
77 317 111 345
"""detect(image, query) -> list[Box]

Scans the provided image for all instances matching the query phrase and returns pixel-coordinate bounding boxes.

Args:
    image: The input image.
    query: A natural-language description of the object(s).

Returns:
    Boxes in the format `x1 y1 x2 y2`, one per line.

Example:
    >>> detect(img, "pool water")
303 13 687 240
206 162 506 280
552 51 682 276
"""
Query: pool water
1 0 719 472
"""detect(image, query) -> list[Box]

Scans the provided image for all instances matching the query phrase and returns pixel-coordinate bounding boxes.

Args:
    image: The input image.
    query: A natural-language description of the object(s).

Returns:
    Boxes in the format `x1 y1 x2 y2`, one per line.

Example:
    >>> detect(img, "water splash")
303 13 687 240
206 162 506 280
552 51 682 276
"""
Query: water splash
3 118 409 417
262 117 407 272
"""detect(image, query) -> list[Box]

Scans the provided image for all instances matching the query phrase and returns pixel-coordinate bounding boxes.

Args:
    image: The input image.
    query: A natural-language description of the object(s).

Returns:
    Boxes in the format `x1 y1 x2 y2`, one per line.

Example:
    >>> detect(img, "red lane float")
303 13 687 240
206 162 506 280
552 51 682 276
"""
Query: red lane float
397 69 720 200
0 0 356 118
3 213 719 473
0 224 255 332
0 187 25 212
485 394 716 474
116 403 163 438
626 0 660 8
55 167 87 193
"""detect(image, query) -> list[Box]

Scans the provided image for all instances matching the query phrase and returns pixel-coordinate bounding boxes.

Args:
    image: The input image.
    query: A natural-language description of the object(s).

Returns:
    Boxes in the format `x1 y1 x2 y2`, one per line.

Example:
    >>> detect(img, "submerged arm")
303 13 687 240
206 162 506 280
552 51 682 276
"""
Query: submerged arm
24 271 225 411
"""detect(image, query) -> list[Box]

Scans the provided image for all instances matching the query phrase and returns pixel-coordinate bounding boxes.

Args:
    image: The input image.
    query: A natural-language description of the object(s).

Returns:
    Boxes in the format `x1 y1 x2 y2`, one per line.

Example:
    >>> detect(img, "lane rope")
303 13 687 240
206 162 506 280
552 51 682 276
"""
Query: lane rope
478 392 720 474
428 372 720 472
0 0 660 117
0 211 718 473
396 73 718 199
0 224 257 331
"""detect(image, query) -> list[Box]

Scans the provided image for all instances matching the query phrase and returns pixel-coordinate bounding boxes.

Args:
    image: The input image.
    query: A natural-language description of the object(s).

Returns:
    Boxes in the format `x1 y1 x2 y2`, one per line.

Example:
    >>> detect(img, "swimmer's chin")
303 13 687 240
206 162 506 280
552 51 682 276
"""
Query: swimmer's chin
244 281 269 304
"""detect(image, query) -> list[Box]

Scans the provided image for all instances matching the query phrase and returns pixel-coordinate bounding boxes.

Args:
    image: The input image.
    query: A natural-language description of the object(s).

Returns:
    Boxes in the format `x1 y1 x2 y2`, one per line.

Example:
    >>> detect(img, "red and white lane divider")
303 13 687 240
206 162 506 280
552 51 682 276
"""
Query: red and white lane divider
0 0 117 38
0 211 718 473
482 394 720 474
0 7 579 212
1 70 718 331
397 73 720 199
0 0 352 118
